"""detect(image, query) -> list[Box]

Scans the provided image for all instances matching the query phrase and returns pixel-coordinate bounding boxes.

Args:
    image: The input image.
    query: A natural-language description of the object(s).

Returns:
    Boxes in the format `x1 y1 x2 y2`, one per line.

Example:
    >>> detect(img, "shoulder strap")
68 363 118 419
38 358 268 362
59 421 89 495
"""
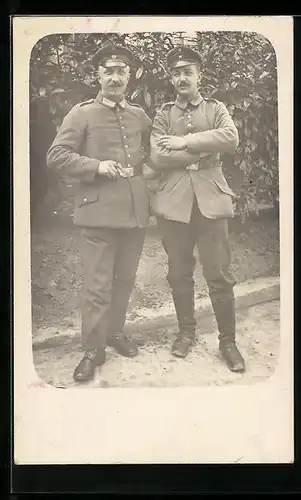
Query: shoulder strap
157 102 174 132
160 101 174 111
204 97 221 104
203 97 220 129
75 98 95 108
129 102 144 110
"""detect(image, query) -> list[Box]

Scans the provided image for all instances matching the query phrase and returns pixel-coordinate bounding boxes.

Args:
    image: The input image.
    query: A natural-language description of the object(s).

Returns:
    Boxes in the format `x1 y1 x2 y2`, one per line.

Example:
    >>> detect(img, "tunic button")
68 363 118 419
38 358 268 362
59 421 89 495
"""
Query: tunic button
125 144 129 148
187 114 191 119
84 198 87 202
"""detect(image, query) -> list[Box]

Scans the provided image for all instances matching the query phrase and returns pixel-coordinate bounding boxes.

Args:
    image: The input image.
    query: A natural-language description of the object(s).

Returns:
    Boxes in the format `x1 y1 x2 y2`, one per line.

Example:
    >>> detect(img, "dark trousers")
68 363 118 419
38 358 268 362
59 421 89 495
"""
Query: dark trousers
157 200 237 341
79 226 146 350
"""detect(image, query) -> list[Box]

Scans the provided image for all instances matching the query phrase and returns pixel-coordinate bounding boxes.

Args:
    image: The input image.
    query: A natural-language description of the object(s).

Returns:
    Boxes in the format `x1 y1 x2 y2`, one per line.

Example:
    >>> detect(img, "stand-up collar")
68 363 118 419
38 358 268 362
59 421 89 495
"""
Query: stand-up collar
175 93 203 110
96 91 127 109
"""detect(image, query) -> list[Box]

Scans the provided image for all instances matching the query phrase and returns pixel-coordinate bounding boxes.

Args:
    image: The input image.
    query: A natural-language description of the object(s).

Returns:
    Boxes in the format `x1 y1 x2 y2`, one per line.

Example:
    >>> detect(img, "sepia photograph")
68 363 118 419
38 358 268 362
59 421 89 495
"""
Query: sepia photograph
13 16 293 465
30 29 280 388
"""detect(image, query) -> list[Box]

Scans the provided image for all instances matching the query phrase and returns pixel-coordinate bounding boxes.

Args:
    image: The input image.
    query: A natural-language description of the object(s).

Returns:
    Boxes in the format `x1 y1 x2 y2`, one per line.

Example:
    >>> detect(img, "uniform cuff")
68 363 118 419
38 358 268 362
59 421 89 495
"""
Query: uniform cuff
184 134 202 154
84 159 101 182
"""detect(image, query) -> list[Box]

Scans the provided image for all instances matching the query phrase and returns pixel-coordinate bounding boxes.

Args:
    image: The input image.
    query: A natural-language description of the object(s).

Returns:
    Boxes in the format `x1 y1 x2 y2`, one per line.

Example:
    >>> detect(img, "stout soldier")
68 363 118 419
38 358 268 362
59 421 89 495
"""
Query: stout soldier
149 46 245 372
47 43 152 382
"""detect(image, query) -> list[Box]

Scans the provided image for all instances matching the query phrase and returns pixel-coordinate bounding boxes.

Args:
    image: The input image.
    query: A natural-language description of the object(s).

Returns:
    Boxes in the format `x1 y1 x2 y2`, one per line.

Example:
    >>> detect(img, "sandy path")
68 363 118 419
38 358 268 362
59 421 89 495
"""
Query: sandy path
33 299 280 389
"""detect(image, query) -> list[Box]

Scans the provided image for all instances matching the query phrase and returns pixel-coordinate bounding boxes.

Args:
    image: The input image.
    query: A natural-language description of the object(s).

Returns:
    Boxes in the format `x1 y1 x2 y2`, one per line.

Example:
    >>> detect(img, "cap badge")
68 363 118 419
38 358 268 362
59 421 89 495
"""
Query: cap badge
112 54 117 59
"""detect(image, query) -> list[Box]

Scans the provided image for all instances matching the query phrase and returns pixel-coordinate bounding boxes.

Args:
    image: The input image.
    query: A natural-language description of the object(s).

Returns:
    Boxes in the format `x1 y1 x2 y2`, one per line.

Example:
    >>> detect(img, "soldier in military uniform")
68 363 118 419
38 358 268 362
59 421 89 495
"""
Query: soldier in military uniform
148 46 245 372
47 43 152 382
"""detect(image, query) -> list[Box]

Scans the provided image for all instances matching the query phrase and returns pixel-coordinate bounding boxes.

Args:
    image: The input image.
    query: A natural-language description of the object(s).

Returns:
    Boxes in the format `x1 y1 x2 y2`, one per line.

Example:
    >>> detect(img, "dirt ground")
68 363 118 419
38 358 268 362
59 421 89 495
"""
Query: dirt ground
33 299 280 389
31 211 279 339
31 208 280 388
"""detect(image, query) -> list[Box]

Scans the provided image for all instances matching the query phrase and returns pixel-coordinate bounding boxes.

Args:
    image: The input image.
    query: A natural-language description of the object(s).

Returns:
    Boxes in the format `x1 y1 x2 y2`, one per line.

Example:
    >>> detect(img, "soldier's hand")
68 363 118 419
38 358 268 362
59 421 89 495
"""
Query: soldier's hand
114 163 128 178
98 160 124 179
157 135 187 151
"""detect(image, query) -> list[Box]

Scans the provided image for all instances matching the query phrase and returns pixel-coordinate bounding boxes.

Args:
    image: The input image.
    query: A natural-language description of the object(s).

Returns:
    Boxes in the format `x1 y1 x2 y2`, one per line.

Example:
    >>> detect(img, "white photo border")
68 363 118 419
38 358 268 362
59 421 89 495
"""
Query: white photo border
13 15 293 464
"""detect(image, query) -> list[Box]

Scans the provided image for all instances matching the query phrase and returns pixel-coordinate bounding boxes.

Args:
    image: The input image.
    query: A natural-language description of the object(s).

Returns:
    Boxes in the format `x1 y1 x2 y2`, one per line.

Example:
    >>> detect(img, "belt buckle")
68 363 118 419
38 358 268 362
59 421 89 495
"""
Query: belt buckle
120 166 134 178
187 163 199 171
126 166 134 178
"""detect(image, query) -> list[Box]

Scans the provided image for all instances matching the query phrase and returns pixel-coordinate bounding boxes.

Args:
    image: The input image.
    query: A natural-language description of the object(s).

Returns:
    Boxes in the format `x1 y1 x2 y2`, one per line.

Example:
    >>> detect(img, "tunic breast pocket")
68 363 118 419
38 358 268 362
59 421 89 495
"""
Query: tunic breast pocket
86 123 119 156
169 116 186 136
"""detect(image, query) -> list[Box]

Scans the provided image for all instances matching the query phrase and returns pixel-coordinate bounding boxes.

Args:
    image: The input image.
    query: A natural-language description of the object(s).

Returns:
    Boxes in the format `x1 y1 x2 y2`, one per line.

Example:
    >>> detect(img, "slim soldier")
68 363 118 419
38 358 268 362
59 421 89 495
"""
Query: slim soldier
149 46 245 372
47 43 152 383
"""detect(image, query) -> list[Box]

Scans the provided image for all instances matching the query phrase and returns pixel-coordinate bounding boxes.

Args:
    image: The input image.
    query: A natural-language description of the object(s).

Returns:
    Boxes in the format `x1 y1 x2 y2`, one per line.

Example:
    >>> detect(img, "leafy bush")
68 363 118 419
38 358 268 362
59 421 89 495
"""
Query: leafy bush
30 31 278 222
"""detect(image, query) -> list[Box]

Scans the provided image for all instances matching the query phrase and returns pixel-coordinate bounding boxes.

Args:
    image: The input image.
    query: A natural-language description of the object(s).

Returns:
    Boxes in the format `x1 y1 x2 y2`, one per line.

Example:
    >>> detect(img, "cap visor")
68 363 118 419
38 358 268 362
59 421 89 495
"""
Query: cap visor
102 60 129 68
171 60 198 68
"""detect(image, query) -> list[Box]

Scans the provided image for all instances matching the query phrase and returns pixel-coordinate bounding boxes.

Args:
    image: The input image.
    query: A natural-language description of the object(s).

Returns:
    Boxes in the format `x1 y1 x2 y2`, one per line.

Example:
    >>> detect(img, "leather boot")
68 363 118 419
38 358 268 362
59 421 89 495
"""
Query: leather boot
73 348 106 383
170 289 196 358
172 289 197 336
219 340 245 372
107 334 138 357
171 334 194 358
209 291 245 372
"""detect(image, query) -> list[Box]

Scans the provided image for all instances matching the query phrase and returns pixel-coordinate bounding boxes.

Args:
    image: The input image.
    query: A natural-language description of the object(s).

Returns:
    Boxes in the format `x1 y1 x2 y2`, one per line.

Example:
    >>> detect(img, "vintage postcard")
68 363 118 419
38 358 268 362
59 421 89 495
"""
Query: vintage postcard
13 15 293 465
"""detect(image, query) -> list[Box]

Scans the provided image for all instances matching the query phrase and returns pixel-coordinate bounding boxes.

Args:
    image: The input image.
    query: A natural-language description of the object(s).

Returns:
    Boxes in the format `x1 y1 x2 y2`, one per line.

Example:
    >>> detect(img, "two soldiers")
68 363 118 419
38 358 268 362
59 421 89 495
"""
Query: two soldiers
46 42 245 383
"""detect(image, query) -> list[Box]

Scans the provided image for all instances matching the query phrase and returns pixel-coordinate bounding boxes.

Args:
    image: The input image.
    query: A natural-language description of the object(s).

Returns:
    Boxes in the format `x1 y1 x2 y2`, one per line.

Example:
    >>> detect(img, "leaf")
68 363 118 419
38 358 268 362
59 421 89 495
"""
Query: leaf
131 89 141 100
259 70 269 80
136 66 144 79
234 50 241 62
239 160 247 172
246 139 257 151
227 104 235 115
144 89 152 108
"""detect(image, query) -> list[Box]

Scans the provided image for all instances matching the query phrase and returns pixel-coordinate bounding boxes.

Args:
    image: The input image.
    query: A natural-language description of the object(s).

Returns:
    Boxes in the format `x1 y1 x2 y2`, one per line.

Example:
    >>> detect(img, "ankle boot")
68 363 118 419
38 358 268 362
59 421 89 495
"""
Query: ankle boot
209 290 245 373
219 339 245 372
73 348 106 383
172 289 197 337
171 334 194 358
107 333 138 357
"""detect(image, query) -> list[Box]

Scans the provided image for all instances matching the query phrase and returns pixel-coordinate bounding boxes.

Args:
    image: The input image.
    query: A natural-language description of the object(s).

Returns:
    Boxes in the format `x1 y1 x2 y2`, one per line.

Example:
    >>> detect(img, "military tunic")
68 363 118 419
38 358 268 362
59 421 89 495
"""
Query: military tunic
47 91 152 228
149 94 238 222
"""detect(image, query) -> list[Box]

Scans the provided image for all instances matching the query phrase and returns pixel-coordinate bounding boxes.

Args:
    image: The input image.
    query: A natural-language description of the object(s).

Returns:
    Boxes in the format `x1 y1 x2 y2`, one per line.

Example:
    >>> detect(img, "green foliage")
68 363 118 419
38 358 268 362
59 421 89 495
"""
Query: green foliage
30 31 278 221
